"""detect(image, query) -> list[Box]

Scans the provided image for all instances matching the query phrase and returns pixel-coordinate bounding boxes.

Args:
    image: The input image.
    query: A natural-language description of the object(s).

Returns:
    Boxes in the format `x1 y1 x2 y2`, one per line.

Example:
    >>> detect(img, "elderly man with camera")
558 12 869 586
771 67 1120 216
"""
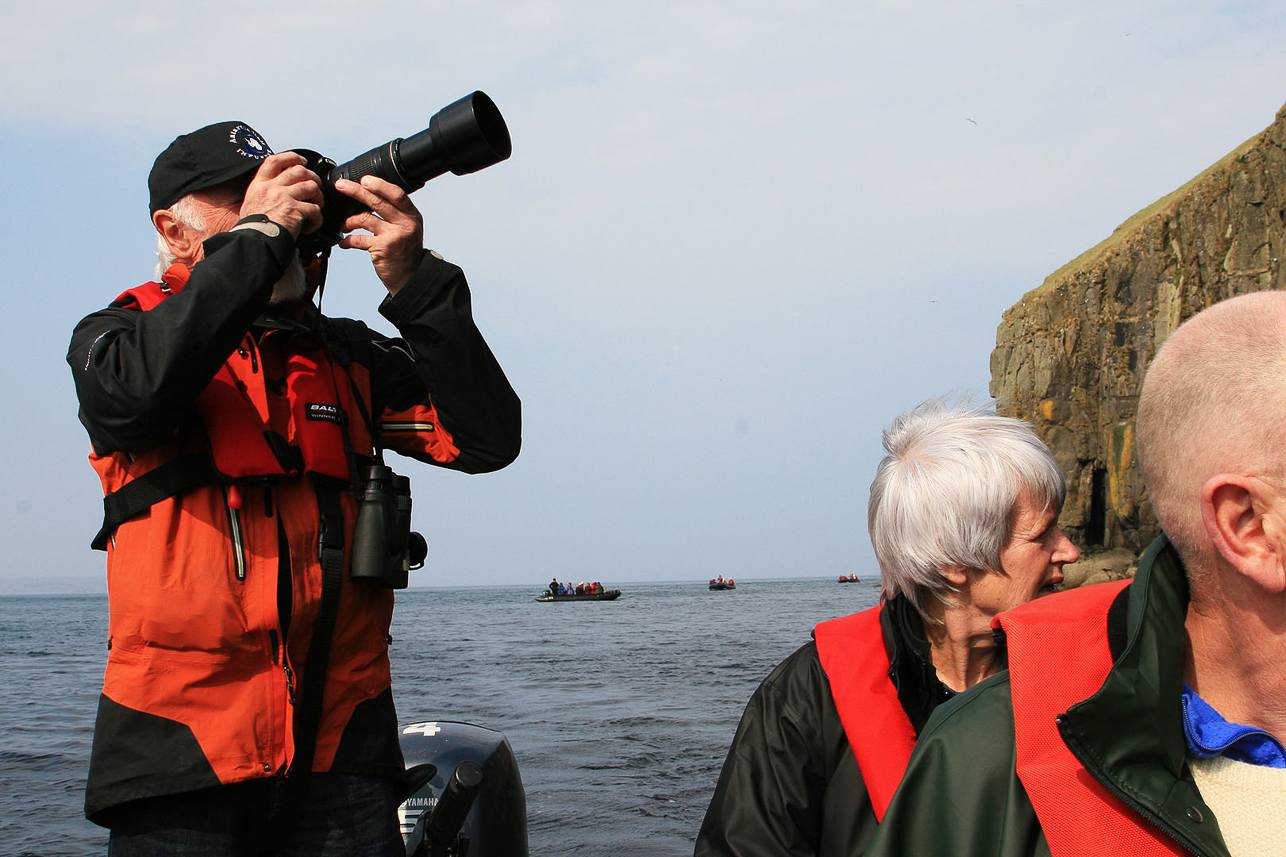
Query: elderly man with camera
865 292 1286 857
66 118 521 855
694 399 1080 856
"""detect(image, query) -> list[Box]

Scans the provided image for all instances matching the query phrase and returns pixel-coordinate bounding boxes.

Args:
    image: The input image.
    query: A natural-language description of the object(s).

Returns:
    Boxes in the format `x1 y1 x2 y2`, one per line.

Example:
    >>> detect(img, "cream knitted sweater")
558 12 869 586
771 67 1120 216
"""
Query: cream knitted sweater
1189 755 1286 857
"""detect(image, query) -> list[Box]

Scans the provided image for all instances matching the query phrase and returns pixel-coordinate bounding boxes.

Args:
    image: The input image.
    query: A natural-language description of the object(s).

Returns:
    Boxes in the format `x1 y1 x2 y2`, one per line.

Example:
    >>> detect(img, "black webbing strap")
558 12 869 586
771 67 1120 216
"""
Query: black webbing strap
265 482 347 845
92 453 218 550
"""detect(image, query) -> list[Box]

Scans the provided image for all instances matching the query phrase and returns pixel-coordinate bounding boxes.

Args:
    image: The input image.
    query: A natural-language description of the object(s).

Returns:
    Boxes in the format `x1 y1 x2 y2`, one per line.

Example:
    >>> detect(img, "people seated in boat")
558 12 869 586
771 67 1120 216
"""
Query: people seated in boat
867 292 1286 857
694 398 1078 856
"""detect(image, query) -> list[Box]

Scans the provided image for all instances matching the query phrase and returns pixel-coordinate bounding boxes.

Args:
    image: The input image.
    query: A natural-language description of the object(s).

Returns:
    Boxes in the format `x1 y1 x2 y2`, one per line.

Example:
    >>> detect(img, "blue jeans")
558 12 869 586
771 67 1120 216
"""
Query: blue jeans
106 774 403 857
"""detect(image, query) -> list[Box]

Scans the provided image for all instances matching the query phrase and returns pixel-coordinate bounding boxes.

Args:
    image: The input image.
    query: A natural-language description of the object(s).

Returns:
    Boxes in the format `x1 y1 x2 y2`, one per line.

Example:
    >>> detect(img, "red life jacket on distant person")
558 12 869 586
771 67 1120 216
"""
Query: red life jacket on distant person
814 605 917 821
999 580 1187 857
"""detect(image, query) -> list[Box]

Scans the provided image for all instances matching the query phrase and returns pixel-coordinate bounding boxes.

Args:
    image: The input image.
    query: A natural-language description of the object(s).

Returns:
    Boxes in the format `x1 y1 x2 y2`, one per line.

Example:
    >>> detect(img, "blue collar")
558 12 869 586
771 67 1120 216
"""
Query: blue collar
1181 684 1286 768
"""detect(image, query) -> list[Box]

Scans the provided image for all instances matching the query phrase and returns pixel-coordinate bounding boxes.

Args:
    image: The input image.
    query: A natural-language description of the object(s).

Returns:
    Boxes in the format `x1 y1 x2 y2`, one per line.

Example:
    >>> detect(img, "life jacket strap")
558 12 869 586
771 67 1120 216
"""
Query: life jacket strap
92 453 218 551
291 484 347 778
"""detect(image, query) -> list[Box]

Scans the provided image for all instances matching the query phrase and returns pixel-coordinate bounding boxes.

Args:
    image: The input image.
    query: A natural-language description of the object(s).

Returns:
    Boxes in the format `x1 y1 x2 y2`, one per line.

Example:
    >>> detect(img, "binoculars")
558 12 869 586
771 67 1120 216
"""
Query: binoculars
351 464 428 589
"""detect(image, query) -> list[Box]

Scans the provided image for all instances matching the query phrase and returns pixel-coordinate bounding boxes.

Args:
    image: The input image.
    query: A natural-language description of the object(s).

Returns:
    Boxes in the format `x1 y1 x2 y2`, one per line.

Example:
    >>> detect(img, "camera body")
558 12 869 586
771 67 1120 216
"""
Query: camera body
351 464 428 589
296 91 511 258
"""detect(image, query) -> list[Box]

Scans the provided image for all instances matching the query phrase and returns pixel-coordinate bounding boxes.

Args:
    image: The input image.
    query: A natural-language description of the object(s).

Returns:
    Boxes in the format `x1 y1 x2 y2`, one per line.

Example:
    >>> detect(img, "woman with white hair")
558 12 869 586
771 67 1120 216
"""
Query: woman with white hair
694 398 1079 857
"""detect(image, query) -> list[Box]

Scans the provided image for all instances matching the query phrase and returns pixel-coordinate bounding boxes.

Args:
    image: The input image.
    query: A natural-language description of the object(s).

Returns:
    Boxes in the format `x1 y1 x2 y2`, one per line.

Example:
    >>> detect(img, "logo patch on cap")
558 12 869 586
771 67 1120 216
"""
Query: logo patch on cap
229 124 272 160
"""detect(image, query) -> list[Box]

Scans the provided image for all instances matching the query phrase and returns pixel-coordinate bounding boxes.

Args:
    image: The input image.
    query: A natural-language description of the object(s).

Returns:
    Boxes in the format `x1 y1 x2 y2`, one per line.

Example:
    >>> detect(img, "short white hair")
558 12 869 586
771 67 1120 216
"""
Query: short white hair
869 398 1066 619
154 195 206 278
1136 291 1286 574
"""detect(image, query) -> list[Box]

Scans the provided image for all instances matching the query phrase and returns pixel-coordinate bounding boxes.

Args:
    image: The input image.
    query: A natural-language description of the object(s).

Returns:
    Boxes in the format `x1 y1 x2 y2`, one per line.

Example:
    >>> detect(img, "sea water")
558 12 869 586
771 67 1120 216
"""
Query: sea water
0 578 880 856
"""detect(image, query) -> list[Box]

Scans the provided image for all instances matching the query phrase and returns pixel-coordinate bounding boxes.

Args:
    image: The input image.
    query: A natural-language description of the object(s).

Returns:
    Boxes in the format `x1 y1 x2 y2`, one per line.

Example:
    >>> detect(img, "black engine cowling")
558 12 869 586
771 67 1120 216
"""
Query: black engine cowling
398 720 529 857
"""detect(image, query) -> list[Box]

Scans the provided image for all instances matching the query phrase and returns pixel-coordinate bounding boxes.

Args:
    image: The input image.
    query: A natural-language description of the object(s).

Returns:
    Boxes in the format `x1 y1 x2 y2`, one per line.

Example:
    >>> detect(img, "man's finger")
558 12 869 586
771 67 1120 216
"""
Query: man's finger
254 152 309 181
335 176 416 217
342 211 381 236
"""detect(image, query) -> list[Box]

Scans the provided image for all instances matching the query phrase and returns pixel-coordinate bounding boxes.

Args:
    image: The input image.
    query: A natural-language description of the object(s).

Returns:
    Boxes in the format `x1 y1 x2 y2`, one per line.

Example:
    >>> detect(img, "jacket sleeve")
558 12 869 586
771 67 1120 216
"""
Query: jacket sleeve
863 672 1049 857
360 250 520 474
695 643 866 857
66 226 295 454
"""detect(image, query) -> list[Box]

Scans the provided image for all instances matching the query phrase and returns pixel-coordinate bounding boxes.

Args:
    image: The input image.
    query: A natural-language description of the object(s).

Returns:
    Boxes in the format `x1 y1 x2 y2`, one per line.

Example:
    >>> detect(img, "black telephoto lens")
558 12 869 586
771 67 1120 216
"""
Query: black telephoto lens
395 91 512 186
296 91 512 257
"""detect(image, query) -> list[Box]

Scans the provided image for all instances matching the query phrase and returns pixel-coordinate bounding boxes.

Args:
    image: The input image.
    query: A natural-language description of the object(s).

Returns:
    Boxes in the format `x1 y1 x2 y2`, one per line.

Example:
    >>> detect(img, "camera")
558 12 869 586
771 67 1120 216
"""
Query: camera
295 91 512 258
351 464 429 589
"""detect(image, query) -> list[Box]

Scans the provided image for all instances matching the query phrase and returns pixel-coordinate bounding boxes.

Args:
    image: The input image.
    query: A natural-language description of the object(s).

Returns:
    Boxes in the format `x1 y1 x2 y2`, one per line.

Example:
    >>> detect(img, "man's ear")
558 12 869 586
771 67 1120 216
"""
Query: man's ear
152 209 199 268
1201 474 1286 593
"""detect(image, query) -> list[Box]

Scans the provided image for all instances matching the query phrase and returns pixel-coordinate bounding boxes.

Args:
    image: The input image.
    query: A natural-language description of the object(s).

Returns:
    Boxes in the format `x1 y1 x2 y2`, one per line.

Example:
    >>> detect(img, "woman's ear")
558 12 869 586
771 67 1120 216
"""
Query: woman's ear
939 563 970 588
1202 474 1286 593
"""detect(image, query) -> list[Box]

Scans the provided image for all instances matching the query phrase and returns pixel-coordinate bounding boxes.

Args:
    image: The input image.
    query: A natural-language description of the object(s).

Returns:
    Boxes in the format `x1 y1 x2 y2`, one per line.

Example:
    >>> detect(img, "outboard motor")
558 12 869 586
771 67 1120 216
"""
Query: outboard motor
398 720 529 857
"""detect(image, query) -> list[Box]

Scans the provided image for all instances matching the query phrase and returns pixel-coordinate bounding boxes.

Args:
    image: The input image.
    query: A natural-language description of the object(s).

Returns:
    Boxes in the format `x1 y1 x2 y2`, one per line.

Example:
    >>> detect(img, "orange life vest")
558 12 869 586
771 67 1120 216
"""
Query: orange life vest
999 581 1187 857
113 270 360 488
814 605 917 821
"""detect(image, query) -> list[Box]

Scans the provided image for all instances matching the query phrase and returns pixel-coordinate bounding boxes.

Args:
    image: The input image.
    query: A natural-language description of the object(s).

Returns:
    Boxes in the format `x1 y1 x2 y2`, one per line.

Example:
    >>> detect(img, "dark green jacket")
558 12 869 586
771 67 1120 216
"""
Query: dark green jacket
864 537 1233 857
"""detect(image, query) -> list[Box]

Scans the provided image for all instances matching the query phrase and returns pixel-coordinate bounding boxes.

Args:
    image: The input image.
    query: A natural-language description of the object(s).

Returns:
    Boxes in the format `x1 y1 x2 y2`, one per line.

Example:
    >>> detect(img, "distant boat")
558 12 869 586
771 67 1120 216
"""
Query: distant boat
708 579 736 591
535 589 621 602
837 574 862 583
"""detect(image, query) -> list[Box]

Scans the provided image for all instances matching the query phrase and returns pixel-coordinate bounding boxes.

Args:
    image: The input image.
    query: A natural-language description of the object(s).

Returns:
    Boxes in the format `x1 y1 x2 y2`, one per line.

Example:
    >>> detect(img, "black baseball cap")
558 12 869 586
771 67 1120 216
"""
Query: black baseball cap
148 121 274 214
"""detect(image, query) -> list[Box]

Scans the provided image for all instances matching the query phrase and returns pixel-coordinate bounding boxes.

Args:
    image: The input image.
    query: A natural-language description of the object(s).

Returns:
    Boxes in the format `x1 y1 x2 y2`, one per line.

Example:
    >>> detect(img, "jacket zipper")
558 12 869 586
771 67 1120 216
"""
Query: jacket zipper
224 485 247 581
268 629 296 706
1057 715 1210 856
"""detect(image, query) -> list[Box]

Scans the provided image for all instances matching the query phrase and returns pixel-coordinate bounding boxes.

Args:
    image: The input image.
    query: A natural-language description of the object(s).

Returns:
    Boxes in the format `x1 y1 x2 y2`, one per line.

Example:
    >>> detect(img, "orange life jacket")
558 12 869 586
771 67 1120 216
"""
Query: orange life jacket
114 271 358 484
814 605 917 821
999 581 1187 857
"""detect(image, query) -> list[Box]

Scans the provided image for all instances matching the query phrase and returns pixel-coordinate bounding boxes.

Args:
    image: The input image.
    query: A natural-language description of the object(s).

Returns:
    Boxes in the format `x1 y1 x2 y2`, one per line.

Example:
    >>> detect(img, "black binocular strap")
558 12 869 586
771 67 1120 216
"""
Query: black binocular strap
92 453 218 550
266 482 346 844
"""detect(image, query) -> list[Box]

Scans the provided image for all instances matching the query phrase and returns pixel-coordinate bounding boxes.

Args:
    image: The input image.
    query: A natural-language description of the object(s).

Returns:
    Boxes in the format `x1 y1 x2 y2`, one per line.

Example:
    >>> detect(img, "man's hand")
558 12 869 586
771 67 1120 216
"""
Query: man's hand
335 176 426 296
240 153 324 239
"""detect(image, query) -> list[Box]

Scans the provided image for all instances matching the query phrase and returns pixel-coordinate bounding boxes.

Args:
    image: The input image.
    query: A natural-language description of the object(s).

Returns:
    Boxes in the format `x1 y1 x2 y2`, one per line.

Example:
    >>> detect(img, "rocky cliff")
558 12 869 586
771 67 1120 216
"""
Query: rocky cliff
991 101 1286 554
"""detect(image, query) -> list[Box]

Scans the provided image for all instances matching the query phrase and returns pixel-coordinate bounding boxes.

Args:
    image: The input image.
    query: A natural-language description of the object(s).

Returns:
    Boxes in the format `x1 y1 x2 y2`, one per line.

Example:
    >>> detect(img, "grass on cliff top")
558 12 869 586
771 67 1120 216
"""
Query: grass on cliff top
1034 129 1265 295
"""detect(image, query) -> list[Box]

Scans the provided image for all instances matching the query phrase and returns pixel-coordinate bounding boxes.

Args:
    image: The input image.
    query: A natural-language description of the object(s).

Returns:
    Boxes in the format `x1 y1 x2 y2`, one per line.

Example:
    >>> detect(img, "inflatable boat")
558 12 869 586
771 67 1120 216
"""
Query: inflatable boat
534 588 622 602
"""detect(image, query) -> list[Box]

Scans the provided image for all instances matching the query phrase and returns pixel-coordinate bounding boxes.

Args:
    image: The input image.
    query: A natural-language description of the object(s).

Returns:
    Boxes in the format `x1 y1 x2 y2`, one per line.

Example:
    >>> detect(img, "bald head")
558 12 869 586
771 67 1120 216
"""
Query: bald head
1136 291 1286 568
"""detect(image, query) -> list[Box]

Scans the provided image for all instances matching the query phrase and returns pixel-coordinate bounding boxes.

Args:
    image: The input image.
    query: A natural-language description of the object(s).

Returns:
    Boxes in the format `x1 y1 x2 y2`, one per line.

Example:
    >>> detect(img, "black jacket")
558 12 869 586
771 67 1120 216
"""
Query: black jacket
694 599 950 857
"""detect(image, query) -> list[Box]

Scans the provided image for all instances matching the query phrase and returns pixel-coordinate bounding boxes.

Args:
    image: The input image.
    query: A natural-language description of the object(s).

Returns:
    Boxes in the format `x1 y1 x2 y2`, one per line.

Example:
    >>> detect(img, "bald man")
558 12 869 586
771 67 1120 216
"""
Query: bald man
864 292 1286 857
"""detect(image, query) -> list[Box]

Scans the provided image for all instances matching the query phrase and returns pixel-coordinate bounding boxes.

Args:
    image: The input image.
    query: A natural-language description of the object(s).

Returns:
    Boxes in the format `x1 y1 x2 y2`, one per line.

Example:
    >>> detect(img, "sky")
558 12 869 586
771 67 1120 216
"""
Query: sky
4 1 1286 593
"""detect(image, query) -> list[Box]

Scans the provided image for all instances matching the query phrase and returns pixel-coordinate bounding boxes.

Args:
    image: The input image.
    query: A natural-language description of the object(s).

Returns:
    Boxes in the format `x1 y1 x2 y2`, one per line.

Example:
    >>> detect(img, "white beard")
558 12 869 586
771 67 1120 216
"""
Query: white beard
269 256 308 306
